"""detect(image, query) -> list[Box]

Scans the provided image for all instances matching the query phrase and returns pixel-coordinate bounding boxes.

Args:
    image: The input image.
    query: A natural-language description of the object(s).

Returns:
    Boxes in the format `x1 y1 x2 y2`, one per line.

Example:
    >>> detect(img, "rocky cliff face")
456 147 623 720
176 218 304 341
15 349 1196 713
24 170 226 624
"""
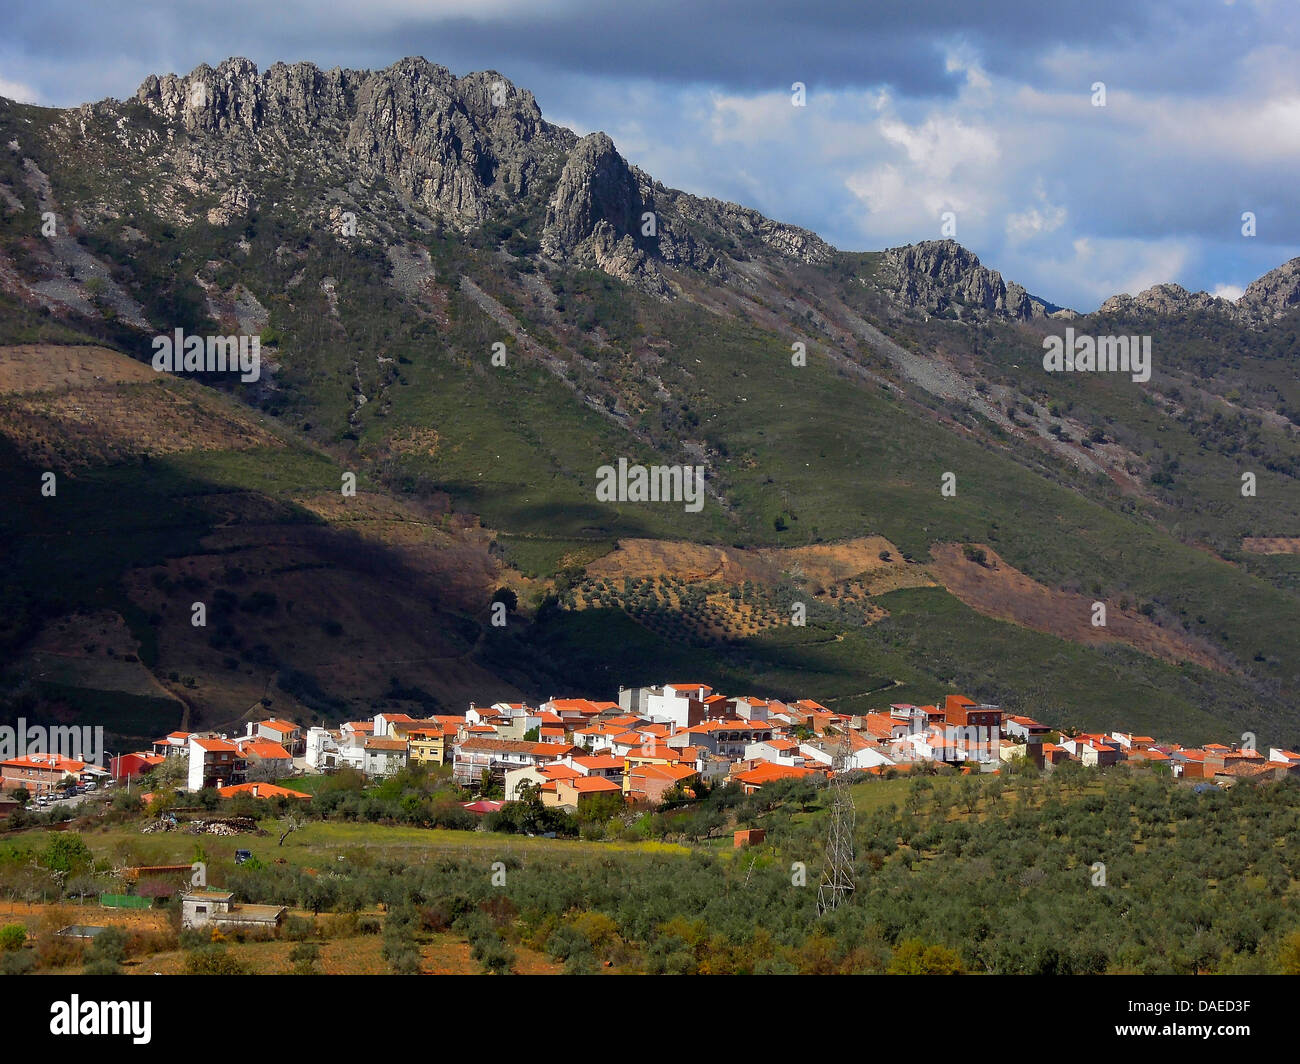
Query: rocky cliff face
1238 257 1300 321
1097 283 1231 319
125 56 834 295
1098 258 1300 324
134 57 572 229
539 129 834 292
26 55 1298 320
879 239 1057 322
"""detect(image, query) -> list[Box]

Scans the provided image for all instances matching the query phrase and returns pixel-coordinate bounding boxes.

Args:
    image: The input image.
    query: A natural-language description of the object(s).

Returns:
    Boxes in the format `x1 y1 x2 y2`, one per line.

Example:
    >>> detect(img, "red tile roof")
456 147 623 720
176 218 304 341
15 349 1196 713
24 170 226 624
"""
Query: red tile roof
218 782 310 800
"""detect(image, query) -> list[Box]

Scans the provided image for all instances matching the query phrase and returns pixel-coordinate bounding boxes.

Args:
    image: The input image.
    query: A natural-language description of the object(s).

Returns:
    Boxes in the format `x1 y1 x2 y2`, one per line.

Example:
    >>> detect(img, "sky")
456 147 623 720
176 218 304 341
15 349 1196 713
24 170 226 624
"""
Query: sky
1 0 1296 311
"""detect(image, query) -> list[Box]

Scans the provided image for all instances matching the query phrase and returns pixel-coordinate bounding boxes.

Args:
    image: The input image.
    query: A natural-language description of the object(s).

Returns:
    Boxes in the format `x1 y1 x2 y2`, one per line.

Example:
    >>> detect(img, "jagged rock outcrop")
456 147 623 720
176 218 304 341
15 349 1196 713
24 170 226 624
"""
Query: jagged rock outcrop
125 56 834 296
1098 259 1300 325
1239 257 1300 321
134 57 572 229
1098 283 1231 319
540 130 833 292
543 133 641 252
541 132 664 291
879 239 1054 322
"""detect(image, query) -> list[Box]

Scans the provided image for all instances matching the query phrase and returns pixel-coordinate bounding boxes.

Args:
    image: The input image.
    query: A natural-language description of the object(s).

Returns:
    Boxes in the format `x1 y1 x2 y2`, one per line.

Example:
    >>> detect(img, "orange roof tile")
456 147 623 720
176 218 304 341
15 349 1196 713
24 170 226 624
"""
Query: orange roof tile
218 782 310 800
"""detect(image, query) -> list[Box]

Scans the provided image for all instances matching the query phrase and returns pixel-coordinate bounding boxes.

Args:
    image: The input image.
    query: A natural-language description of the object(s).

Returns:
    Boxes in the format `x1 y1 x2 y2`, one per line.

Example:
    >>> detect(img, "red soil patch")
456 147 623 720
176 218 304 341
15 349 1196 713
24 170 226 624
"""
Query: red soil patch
927 543 1224 671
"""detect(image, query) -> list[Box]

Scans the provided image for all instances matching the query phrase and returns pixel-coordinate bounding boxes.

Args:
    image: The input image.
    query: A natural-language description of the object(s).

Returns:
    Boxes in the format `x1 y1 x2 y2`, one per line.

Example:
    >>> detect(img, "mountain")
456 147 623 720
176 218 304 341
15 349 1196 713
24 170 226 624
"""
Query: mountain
878 240 1067 322
3 56 1300 751
1100 258 1300 323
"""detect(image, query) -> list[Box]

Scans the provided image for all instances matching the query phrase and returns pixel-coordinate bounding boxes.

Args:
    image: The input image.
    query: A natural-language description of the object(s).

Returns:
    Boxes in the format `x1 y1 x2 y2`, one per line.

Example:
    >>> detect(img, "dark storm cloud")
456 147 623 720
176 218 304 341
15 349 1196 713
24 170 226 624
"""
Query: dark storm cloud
0 0 1261 106
0 0 1295 308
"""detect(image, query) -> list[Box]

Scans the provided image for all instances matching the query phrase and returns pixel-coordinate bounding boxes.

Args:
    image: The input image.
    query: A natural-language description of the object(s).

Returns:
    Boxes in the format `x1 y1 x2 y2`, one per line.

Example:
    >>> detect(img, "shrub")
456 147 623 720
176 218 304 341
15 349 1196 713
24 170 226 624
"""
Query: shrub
184 945 251 975
283 915 316 941
288 941 320 975
886 939 965 975
1 950 34 975
0 924 26 952
83 926 129 975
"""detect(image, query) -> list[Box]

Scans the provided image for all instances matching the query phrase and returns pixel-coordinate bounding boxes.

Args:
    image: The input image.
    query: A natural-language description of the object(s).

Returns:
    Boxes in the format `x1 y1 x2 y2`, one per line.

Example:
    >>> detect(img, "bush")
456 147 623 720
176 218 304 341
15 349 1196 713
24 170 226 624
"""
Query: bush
474 938 515 975
288 941 320 975
0 924 26 952
886 939 965 975
184 945 251 975
0 950 34 976
283 915 316 942
83 926 129 974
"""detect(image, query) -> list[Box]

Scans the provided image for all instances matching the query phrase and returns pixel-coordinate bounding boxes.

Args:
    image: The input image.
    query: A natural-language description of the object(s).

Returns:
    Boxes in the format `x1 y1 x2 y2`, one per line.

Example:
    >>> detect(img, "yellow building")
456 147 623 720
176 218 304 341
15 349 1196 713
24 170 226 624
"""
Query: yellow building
407 726 448 766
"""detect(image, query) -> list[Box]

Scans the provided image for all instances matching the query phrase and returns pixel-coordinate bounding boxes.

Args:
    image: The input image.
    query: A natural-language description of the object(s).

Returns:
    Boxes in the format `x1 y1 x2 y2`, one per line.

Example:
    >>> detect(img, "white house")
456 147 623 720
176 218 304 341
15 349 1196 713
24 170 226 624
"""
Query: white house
799 736 893 771
187 736 243 791
363 737 408 778
181 889 285 931
645 684 710 730
305 727 340 771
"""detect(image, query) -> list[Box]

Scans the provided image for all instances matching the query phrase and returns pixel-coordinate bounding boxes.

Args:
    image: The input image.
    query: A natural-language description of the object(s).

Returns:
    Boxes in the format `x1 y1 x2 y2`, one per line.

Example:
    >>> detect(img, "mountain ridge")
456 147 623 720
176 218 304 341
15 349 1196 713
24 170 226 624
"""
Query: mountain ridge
19 54 1288 320
4 55 1300 748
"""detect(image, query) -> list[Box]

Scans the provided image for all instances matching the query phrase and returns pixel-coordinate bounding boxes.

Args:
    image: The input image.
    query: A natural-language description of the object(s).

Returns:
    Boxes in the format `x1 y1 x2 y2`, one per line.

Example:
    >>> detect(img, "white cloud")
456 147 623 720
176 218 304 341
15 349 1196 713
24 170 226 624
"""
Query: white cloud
0 78 40 104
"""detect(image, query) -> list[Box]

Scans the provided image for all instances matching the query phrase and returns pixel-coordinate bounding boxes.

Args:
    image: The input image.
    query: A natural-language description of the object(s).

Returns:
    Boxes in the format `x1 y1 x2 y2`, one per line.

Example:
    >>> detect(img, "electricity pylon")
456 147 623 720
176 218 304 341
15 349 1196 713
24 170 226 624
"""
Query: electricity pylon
817 726 856 914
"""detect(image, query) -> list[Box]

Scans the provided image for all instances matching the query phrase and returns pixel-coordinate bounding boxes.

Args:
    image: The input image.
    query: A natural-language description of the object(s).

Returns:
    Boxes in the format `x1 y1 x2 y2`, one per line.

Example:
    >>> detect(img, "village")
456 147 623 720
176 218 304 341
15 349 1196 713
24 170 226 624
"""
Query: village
1 682 1299 963
7 683 1294 822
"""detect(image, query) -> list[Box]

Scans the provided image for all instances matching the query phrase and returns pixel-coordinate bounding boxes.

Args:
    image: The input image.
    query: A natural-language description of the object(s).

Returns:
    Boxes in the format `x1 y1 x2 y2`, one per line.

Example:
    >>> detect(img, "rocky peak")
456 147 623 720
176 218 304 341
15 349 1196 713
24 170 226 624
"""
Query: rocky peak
539 128 834 294
879 239 1054 322
542 132 643 253
125 56 836 293
1097 283 1230 319
133 56 571 228
1098 259 1300 325
1239 256 1300 321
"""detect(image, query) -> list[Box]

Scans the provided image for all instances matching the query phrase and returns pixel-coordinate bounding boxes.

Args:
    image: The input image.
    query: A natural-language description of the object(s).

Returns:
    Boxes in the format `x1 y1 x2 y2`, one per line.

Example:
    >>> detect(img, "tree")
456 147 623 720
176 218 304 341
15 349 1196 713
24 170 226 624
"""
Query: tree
150 757 187 788
8 787 29 807
41 834 92 877
887 939 965 975
246 761 280 783
1277 930 1300 975
278 816 303 846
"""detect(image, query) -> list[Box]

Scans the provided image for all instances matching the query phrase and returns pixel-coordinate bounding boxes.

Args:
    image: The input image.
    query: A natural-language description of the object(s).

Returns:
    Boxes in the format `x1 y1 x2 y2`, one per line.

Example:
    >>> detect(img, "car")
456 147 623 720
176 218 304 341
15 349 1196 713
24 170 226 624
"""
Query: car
83 781 97 791
36 795 49 806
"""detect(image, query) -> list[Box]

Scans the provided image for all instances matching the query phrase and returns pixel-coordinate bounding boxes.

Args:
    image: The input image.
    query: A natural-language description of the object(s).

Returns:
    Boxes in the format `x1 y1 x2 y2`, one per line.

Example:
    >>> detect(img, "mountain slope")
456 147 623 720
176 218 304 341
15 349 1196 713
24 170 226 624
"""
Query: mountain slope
3 57 1300 749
